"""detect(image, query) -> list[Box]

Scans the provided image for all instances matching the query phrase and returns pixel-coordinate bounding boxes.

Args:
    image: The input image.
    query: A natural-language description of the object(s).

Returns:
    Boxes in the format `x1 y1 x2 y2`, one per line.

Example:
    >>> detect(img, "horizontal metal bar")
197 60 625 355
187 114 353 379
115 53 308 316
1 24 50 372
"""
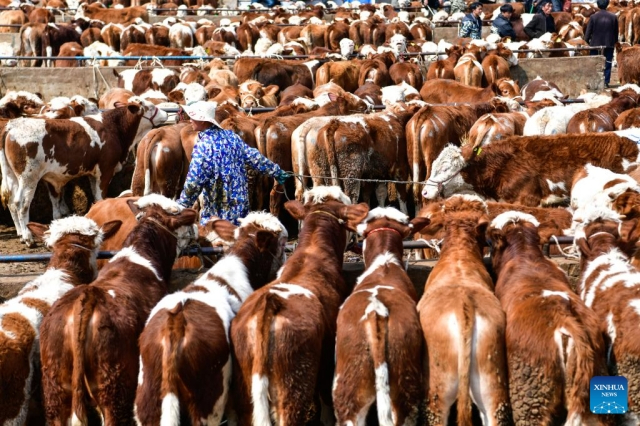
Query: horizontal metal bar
0 235 577 263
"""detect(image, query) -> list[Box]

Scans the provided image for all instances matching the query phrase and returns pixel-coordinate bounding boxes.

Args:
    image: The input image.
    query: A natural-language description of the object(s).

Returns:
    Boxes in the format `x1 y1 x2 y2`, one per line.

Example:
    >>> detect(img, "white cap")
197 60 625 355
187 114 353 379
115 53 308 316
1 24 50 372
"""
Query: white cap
182 100 221 128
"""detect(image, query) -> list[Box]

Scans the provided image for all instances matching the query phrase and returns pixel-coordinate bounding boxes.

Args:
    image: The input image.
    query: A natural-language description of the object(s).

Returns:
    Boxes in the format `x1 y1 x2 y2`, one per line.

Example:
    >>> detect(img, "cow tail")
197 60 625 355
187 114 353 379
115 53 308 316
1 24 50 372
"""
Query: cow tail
365 309 394 426
407 70 416 89
159 304 185 426
70 288 98 425
323 119 342 186
561 313 596 425
456 303 474 426
316 63 329 87
0 125 12 208
251 292 282 426
489 63 497 85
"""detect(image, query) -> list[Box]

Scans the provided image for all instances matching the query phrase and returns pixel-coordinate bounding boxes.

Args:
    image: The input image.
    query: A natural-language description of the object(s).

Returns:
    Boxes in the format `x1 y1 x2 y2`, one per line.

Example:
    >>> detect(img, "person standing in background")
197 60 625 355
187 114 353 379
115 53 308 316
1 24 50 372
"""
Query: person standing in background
459 2 484 39
491 4 518 39
585 0 618 88
524 1 555 39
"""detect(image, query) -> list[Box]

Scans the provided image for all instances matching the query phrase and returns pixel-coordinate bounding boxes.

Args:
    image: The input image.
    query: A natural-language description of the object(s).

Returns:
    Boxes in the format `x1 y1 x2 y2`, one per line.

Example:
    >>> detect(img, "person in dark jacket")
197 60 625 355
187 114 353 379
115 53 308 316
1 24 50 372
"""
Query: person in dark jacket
491 4 517 39
524 1 555 39
459 2 484 39
585 0 618 87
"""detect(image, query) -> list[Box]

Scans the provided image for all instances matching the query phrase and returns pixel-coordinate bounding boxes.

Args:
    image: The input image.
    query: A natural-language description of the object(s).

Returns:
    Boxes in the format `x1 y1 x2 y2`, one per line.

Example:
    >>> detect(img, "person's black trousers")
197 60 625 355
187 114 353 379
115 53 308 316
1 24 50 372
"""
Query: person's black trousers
591 47 614 86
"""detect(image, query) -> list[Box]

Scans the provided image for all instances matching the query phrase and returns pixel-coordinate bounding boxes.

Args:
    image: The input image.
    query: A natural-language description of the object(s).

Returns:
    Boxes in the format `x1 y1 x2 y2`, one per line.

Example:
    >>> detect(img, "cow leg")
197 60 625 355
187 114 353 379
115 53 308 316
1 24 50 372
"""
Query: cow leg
375 182 388 207
333 372 375 426
397 184 409 215
269 182 282 217
46 182 68 219
16 180 38 246
195 358 231 426
228 356 253 426
343 178 362 205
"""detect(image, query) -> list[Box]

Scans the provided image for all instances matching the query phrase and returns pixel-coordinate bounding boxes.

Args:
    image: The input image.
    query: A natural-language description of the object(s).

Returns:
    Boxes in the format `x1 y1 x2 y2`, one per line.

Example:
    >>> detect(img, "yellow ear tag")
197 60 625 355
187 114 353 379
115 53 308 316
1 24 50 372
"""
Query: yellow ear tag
476 147 482 155
556 37 562 42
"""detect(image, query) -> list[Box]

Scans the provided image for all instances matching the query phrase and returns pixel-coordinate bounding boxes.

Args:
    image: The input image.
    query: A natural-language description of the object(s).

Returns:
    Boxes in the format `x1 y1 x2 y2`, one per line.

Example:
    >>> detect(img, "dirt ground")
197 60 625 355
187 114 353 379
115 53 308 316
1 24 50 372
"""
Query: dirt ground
0 225 49 302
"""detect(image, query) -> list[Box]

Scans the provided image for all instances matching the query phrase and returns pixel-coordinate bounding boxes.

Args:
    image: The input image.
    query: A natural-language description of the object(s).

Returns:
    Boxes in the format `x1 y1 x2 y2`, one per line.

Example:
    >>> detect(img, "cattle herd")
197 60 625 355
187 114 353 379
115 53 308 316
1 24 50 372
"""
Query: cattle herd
2 0 640 425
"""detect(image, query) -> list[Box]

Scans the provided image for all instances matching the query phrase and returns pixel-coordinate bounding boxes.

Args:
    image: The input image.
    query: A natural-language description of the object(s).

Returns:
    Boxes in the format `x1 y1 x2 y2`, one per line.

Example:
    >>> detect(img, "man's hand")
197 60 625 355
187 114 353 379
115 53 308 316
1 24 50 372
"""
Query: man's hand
276 171 291 185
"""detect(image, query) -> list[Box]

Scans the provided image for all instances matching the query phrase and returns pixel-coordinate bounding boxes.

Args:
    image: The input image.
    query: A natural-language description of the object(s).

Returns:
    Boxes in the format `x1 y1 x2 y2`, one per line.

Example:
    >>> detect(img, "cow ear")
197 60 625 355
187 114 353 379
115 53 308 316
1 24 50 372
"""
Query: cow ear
408 216 431 236
612 191 639 216
127 104 142 115
619 218 640 245
100 220 123 242
255 229 277 252
127 199 142 216
476 216 490 242
208 87 222 98
35 93 44 102
611 90 619 98
264 84 279 97
575 236 592 258
26 222 49 242
487 227 505 252
114 101 125 108
113 69 121 78
284 200 307 220
171 208 198 229
342 202 370 232
201 218 237 243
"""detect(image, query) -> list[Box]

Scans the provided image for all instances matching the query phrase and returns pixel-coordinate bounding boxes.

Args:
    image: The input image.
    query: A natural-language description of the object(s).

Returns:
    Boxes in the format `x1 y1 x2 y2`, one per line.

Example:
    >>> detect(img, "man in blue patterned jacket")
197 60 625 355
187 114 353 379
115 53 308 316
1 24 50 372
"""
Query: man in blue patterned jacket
177 101 290 225
459 2 483 39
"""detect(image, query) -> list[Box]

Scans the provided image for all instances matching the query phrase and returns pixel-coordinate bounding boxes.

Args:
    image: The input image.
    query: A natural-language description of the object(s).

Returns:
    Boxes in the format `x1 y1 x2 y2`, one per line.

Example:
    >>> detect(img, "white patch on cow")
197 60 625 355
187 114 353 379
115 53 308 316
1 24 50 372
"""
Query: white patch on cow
356 207 408 237
490 211 540 230
374 362 395 425
630 299 640 316
160 392 180 426
71 413 82 426
48 96 71 111
110 247 163 282
6 117 47 147
303 186 351 205
106 289 116 299
358 285 394 321
44 215 102 248
252 374 271 426
135 194 184 214
357 251 401 285
151 69 177 88
553 327 573 371
140 90 168 102
237 211 288 238
542 290 569 300
205 357 231 425
119 69 139 92
70 117 103 149
137 356 145 387
303 60 320 87
270 283 314 299
546 179 566 193
606 312 616 364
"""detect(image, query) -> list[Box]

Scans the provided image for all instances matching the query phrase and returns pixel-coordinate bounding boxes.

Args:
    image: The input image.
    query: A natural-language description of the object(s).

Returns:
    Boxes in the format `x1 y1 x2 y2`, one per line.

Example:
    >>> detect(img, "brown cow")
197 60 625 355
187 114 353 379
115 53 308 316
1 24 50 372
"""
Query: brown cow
101 23 122 51
134 212 287 425
615 106 640 129
39 196 197 426
238 79 279 108
99 87 136 109
120 24 147 52
0 216 120 426
488 211 610 425
54 41 84 67
423 133 640 206
130 122 190 199
418 195 510 424
566 89 640 133
407 101 503 206
419 78 520 103
426 45 463 81
617 43 640 85
389 61 424 90
145 23 170 46
80 27 103 47
575 210 640 422
454 48 485 87
0 91 44 117
234 58 319 91
74 3 149 25
19 23 45 67
0 98 167 246
334 207 430 426
316 60 361 93
114 68 180 96
0 10 27 34
230 186 369 425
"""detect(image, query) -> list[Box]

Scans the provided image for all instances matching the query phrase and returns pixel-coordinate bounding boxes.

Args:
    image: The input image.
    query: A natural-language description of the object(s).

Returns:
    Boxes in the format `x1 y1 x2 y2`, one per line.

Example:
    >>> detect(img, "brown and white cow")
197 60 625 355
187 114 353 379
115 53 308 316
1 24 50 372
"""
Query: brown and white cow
0 98 167 246
426 45 463 81
135 212 287 425
39 195 197 426
99 87 136 109
239 79 279 108
616 43 640 85
0 216 120 426
230 186 369 425
419 78 520 103
566 89 640 133
0 91 44 117
406 101 502 207
615 107 640 130
488 211 610 425
39 95 100 119
418 195 510 424
42 23 82 67
115 68 181 96
453 49 485 87
74 3 149 25
574 208 640 423
130 122 190 199
334 207 429 426
570 164 640 213
422 133 640 206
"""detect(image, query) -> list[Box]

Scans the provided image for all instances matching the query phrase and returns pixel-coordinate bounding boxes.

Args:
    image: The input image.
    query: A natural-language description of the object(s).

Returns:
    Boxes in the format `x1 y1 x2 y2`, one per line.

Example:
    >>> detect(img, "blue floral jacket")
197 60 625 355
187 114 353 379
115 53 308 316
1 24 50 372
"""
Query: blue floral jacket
177 126 286 225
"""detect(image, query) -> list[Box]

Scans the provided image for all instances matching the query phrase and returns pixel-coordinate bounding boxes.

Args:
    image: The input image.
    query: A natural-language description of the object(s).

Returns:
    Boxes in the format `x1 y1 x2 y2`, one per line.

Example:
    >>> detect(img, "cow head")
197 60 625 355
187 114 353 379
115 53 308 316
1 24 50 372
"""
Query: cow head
487 211 541 262
422 144 467 200
125 96 169 148
0 91 44 116
339 38 355 57
239 80 279 108
495 78 521 98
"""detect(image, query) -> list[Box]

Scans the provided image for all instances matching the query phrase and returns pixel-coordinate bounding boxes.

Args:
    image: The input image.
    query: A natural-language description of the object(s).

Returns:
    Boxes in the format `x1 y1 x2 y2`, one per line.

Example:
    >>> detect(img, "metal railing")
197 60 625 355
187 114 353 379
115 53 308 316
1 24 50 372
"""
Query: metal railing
0 235 577 262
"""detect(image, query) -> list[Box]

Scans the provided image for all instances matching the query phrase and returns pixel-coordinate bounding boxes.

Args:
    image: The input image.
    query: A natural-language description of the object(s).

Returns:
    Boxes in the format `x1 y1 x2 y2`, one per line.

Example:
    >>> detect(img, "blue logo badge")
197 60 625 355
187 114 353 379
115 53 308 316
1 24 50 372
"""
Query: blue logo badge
590 376 628 414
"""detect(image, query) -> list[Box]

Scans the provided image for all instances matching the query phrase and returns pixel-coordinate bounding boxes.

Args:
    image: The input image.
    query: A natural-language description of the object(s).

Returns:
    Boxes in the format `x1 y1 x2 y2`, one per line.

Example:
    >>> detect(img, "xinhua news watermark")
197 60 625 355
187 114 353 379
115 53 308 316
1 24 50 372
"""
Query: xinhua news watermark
590 376 628 415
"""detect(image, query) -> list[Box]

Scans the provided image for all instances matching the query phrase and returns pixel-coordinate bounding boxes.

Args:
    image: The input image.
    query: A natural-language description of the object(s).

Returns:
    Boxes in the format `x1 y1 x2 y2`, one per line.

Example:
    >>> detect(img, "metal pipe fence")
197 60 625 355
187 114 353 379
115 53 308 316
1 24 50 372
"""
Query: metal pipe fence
0 45 605 62
0 235 577 262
